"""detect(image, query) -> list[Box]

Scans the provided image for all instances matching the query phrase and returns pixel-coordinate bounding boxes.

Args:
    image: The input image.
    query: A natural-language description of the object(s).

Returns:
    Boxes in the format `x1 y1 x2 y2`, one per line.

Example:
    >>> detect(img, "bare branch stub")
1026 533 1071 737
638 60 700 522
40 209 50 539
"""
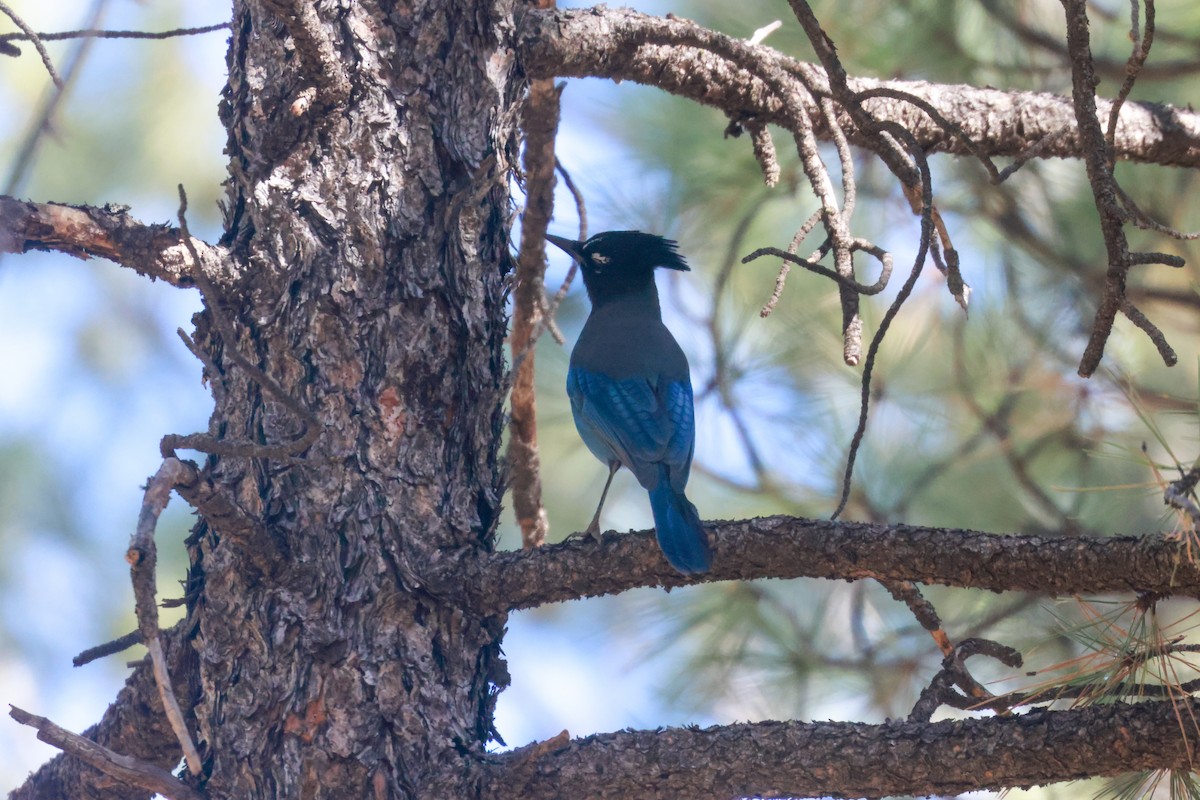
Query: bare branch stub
73 629 143 667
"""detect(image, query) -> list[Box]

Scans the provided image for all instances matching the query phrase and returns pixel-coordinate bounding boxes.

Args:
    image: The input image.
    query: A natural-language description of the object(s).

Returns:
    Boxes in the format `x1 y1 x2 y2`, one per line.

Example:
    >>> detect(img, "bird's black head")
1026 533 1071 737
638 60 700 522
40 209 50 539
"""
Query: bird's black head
545 230 690 307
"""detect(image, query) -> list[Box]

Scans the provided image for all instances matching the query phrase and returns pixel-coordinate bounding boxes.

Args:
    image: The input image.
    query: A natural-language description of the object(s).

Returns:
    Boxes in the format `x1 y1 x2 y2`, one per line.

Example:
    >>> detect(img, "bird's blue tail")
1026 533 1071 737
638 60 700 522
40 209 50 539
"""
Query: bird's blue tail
648 478 712 574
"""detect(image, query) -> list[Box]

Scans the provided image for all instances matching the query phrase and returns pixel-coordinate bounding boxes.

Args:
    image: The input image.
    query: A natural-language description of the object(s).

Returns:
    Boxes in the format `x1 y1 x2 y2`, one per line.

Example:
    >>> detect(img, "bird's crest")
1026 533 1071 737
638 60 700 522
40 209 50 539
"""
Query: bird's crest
581 231 690 273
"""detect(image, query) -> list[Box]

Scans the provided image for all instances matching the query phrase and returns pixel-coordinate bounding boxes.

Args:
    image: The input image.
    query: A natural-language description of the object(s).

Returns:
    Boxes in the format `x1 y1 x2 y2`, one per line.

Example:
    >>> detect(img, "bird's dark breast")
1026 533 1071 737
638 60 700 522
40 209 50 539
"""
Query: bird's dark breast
571 314 689 383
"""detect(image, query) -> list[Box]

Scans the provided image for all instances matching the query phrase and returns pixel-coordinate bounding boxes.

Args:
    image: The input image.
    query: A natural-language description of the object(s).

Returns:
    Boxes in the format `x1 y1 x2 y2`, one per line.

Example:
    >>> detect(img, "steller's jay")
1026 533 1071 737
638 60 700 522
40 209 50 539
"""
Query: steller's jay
546 230 712 574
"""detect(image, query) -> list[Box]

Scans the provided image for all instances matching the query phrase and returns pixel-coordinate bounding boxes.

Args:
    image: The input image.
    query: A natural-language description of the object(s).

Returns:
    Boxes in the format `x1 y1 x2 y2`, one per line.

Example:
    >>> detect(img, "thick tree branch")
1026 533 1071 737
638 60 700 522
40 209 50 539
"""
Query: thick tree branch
517 7 1200 168
459 516 1200 613
480 699 1198 799
0 195 233 287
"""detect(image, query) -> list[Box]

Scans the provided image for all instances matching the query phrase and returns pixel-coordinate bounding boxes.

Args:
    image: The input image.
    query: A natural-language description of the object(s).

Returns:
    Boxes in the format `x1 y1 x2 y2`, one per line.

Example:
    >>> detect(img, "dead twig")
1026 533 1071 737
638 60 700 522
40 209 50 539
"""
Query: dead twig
830 122 934 521
0 21 228 49
127 458 202 776
0 1 62 85
533 157 589 349
9 705 204 800
1059 0 1176 376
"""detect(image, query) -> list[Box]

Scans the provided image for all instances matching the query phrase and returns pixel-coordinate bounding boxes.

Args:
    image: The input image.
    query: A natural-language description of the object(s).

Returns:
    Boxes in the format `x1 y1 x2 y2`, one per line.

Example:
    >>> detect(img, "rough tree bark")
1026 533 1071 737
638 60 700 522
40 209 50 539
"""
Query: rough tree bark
6 1 1200 799
168 1 518 797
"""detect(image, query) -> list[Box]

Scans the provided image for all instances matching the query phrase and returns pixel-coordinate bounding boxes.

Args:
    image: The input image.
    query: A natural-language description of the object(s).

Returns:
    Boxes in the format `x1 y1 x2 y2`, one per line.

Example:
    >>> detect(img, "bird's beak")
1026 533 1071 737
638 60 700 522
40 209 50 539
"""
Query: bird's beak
544 233 584 263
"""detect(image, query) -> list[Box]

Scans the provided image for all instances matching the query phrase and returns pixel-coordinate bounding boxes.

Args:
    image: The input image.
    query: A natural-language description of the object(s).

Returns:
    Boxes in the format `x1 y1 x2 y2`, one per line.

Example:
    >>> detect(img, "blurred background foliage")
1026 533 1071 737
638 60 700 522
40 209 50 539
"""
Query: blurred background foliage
2 0 1198 797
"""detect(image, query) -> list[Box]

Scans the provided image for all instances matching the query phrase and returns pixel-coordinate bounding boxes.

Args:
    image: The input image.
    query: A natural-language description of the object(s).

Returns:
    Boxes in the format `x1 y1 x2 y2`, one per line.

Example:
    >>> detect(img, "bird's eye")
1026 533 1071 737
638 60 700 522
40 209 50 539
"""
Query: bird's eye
590 253 610 266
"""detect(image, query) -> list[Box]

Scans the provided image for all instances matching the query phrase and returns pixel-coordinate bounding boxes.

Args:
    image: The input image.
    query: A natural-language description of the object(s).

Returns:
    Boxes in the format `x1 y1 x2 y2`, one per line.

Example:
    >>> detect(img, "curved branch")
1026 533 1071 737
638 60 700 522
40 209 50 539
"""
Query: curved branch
517 6 1200 168
0 195 234 287
458 517 1200 613
481 699 1197 800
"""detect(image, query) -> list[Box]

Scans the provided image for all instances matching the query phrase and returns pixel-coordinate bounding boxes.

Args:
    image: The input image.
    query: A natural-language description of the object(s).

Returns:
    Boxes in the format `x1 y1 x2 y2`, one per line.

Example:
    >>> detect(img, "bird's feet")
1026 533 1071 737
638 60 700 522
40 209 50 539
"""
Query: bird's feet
566 518 603 542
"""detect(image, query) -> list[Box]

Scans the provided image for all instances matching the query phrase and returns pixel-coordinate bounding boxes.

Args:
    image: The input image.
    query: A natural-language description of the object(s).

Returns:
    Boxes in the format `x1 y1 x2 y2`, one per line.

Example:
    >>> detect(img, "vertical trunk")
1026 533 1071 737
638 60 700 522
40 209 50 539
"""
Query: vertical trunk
187 1 517 796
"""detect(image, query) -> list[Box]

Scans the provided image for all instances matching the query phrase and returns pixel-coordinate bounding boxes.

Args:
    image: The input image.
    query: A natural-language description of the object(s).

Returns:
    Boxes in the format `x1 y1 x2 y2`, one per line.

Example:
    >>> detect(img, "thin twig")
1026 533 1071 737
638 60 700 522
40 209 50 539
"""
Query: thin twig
9 705 204 800
831 123 933 521
995 126 1074 183
0 21 228 47
1105 0 1154 168
1059 0 1169 377
127 458 202 776
3 0 107 197
0 1 63 86
1116 182 1200 240
742 243 891 296
530 157 588 349
758 211 821 318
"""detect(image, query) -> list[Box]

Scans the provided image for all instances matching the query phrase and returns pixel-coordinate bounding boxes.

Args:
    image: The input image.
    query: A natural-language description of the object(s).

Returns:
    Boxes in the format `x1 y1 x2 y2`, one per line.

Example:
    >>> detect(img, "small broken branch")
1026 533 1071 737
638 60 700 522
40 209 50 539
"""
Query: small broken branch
1165 466 1200 526
9 705 204 800
73 629 143 667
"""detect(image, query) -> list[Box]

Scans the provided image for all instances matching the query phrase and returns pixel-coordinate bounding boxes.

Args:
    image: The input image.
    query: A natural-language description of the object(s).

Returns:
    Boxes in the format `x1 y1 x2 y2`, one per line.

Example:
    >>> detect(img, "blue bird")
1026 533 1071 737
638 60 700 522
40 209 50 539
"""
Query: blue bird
546 230 712 574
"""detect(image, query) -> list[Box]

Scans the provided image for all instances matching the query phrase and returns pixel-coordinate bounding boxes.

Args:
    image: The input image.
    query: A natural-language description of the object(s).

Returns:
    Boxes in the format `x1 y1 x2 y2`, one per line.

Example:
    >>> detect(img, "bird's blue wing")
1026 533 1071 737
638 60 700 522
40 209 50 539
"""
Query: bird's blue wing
659 378 695 490
567 367 694 490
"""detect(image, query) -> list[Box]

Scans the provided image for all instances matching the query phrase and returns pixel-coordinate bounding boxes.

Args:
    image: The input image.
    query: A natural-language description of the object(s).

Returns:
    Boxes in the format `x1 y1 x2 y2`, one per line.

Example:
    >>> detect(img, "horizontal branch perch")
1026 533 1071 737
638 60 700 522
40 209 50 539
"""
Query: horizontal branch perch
481 699 1197 799
464 516 1200 613
0 195 232 287
517 6 1200 169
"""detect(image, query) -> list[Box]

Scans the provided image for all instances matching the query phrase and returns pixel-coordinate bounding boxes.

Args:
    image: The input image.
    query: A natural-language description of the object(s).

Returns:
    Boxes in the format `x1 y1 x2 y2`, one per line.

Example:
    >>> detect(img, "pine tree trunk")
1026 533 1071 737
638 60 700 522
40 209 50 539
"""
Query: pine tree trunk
187 2 517 796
